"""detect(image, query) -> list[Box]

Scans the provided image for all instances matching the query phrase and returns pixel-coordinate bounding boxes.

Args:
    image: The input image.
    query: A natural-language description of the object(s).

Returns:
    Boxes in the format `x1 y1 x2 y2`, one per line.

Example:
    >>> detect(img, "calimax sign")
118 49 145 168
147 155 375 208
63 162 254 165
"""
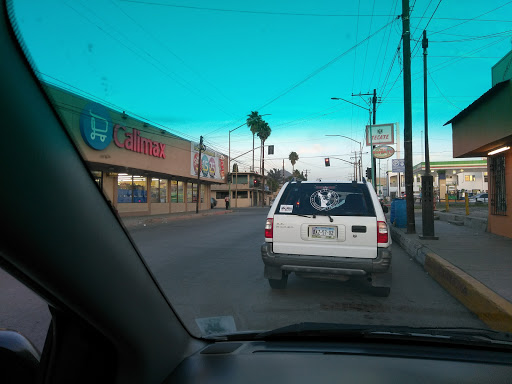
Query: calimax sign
113 125 166 159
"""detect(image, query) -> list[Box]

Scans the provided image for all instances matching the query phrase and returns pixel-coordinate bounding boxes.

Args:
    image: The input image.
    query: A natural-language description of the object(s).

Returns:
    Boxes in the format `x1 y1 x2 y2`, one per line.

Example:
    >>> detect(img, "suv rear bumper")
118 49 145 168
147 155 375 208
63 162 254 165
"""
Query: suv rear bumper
261 242 391 279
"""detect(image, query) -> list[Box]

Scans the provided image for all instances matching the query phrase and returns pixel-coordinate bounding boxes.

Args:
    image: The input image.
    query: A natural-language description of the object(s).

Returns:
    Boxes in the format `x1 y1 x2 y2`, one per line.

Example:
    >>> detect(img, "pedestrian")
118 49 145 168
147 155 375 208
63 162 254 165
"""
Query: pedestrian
225 195 229 210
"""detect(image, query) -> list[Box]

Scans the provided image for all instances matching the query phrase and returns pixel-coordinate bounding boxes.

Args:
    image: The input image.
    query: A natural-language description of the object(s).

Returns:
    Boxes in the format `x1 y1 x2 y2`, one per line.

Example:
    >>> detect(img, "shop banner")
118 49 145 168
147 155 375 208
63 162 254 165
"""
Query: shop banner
366 123 395 146
190 142 227 180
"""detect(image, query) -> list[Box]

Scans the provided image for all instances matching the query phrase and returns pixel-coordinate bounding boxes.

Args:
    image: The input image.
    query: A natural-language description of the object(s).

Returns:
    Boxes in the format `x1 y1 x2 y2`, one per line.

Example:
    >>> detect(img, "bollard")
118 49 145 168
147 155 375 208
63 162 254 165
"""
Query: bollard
465 194 469 216
445 194 449 212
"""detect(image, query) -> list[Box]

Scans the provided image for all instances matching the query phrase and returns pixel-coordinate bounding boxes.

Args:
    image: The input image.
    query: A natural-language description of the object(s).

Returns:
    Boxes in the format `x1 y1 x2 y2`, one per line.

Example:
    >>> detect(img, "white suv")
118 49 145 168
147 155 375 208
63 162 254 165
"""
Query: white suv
261 180 392 296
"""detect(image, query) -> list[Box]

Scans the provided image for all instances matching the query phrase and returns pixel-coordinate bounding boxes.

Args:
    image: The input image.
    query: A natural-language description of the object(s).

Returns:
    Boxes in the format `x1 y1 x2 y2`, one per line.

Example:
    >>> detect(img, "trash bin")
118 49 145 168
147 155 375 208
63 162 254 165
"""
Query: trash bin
390 199 397 224
393 199 407 228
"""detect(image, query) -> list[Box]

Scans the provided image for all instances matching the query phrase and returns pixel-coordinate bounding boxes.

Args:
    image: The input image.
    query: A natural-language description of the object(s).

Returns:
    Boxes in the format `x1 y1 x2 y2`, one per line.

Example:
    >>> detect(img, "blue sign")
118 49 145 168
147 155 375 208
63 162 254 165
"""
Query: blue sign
79 102 113 150
392 159 405 173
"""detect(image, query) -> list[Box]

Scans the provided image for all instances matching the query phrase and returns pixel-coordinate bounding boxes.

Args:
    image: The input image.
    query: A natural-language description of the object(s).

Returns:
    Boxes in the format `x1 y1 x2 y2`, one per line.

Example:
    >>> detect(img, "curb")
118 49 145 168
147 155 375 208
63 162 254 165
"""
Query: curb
122 209 234 229
390 226 512 332
435 212 488 232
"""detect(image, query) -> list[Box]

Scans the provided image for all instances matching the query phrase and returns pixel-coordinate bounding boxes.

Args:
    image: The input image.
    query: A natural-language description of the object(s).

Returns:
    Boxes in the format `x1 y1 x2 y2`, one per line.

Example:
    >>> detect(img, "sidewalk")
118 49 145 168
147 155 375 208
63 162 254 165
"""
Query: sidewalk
390 212 512 332
121 208 235 229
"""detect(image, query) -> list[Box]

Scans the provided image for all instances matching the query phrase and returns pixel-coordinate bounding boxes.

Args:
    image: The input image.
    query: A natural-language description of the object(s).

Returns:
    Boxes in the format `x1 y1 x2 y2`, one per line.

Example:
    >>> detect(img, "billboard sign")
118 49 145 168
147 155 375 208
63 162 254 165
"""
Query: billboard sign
190 142 226 180
392 159 405 173
373 145 395 159
366 123 395 146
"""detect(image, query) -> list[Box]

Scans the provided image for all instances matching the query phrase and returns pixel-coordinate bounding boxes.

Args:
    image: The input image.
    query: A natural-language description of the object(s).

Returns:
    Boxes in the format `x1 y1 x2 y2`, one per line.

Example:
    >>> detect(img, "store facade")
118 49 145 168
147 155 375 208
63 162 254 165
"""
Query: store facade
46 84 227 217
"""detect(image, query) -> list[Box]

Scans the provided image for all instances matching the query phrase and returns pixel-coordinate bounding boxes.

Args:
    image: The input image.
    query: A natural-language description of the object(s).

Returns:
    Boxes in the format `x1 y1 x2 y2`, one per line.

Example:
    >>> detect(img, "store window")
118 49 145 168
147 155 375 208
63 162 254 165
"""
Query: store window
234 174 248 184
151 178 168 203
171 180 178 203
187 182 198 203
237 191 248 198
216 191 228 199
177 181 184 203
118 174 147 203
465 175 476 182
200 184 205 203
91 170 103 189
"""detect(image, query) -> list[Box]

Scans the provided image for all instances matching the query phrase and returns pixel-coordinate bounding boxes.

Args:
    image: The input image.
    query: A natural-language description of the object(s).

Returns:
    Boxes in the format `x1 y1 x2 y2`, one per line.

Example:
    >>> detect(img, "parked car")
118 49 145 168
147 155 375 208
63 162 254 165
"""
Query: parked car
262 180 392 296
211 197 217 208
469 193 488 203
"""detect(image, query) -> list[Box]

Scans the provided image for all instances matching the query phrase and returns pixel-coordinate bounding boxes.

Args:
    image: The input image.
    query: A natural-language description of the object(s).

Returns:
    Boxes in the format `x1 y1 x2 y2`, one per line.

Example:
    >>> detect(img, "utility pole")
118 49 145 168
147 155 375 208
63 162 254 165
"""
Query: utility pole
402 0 415 233
352 89 379 190
196 135 204 214
420 29 438 239
303 169 311 180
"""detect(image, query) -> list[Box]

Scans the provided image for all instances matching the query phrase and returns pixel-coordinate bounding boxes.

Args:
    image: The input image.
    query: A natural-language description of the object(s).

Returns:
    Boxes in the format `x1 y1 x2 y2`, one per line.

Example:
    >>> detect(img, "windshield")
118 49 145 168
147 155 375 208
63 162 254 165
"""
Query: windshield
4 0 512 344
277 182 376 216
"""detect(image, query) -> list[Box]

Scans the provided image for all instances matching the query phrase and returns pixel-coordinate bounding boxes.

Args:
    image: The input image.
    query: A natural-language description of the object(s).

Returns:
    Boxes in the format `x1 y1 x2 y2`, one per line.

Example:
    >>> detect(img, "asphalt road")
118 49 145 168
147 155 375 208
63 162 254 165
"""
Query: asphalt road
129 207 487 336
0 207 487 351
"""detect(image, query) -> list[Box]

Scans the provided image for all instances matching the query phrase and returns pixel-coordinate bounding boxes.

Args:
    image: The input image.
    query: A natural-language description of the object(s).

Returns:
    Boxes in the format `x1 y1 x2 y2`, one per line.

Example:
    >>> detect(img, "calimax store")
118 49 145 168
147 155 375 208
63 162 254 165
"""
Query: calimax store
45 83 227 217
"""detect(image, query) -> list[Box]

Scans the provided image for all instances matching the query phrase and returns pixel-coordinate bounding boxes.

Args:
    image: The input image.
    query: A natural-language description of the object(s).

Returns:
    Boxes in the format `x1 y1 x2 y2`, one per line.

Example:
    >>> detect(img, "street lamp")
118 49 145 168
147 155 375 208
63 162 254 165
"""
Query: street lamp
326 135 363 181
330 97 372 183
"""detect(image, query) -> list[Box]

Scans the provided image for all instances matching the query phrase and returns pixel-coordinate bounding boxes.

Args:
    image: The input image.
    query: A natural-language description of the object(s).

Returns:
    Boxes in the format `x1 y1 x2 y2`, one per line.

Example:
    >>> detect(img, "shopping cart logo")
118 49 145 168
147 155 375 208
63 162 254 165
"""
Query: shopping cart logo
79 102 113 150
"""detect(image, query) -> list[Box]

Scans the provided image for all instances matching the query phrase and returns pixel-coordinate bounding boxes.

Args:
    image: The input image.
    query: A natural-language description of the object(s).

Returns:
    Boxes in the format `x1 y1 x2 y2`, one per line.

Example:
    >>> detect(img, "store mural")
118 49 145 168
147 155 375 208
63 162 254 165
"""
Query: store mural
190 142 226 180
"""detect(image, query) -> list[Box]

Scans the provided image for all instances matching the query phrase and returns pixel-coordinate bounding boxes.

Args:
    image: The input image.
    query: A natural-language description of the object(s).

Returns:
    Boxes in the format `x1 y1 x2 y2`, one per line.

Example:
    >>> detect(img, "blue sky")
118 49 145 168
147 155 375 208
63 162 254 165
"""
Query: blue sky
11 0 512 179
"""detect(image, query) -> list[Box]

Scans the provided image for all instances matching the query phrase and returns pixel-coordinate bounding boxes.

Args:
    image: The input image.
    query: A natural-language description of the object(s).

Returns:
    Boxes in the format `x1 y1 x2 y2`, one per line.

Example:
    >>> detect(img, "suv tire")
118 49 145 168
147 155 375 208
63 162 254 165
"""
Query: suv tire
268 274 288 289
371 287 390 297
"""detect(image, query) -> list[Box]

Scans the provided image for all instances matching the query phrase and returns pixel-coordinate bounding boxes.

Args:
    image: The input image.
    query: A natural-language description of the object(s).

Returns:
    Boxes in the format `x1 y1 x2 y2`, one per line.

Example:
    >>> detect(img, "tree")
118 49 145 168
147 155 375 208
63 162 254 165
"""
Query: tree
246 111 262 172
267 168 282 192
289 151 299 171
286 169 307 182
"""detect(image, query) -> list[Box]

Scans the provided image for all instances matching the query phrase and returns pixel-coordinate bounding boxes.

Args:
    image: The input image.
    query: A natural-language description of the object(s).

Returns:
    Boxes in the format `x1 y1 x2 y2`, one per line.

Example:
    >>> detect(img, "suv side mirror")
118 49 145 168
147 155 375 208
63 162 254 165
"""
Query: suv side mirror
382 204 389 213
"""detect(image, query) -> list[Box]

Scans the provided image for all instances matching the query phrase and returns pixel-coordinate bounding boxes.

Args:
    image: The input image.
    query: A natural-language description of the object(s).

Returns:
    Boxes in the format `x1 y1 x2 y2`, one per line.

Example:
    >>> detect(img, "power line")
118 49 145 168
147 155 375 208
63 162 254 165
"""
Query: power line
428 71 463 111
376 0 400 88
119 1 398 17
256 18 398 111
431 0 512 35
67 1 236 118
108 0 238 109
360 0 376 91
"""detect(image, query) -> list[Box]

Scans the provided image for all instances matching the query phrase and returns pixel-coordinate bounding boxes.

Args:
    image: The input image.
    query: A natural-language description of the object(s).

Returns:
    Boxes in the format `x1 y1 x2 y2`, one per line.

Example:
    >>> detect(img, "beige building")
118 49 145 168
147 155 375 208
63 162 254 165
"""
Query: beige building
211 171 270 207
45 84 227 217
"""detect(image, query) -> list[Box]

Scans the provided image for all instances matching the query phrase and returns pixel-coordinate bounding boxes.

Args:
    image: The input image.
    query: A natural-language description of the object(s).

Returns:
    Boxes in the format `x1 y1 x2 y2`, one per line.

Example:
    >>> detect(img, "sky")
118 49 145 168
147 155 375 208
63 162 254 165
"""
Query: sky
10 0 512 180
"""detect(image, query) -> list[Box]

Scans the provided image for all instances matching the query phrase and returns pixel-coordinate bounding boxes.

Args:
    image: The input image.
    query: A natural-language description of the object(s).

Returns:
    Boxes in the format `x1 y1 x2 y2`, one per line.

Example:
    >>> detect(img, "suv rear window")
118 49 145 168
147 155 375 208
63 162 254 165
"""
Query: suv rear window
276 182 375 217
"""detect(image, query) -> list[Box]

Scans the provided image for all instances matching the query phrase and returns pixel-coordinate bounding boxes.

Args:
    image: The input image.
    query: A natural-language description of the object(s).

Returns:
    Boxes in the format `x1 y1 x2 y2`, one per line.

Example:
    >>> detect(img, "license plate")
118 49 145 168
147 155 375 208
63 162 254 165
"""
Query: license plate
310 226 337 239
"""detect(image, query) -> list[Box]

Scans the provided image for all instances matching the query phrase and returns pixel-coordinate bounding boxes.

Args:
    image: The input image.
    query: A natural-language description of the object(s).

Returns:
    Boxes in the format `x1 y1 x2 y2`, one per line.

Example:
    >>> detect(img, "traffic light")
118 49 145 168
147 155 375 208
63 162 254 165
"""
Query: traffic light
268 145 274 155
254 179 259 187
227 173 232 183
366 168 372 180
324 158 330 167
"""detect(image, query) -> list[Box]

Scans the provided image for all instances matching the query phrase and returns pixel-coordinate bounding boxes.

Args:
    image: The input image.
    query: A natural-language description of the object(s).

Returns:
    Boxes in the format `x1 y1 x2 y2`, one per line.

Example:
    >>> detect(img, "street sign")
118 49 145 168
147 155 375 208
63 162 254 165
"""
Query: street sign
373 145 395 159
366 123 395 146
392 159 405 173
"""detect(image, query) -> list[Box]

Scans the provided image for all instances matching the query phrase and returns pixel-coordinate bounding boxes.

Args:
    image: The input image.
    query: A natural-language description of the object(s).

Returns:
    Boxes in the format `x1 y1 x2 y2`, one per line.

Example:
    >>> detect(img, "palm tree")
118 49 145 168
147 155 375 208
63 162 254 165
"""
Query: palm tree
246 111 262 172
289 151 299 172
257 121 271 206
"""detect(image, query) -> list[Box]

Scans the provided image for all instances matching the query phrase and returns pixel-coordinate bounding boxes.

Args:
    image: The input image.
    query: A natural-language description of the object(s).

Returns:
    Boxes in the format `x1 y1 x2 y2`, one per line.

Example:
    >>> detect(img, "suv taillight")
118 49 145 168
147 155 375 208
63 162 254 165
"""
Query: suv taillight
265 218 273 239
377 221 388 244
